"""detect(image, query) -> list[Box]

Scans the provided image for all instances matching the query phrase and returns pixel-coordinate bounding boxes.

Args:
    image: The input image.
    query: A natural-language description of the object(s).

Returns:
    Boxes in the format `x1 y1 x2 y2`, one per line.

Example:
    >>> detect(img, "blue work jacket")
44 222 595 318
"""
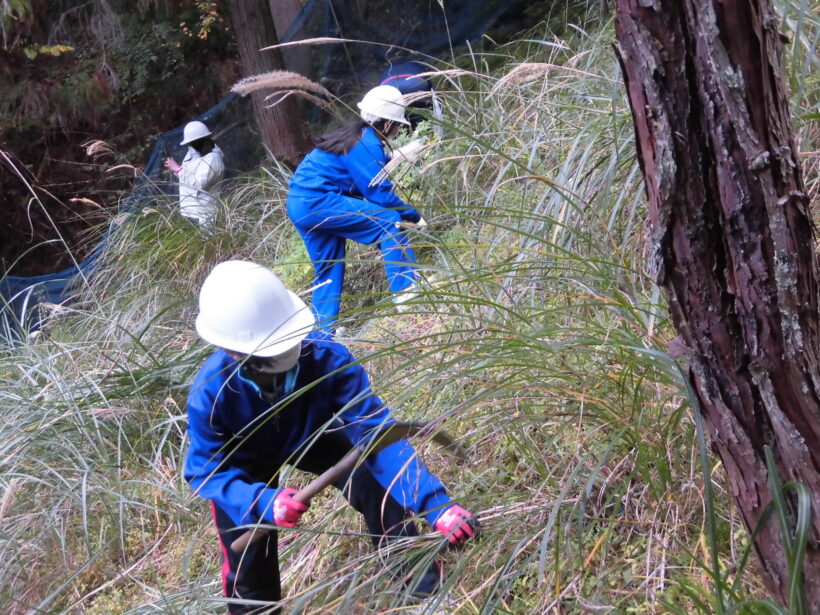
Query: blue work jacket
184 331 450 527
289 126 421 223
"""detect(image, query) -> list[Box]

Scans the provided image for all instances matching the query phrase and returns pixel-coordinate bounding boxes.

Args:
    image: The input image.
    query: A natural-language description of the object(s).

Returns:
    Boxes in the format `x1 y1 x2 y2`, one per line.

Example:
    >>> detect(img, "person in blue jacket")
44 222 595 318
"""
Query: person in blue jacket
184 260 477 614
287 84 426 329
380 60 441 132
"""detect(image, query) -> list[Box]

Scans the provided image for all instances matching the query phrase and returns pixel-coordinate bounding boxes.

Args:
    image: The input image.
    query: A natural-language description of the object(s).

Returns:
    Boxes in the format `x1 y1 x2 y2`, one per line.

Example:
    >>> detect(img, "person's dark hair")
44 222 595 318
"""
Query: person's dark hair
315 119 393 155
189 136 215 156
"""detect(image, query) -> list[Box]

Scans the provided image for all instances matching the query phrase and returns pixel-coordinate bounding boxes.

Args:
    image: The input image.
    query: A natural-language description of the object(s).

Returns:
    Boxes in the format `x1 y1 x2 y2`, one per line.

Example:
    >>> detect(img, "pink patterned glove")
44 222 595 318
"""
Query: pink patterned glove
272 488 308 528
434 504 478 546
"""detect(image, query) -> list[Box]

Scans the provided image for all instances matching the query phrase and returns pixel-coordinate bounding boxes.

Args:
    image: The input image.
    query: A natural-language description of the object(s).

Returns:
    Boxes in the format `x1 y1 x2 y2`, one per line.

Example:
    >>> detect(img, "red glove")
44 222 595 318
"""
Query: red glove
272 488 308 528
434 504 478 546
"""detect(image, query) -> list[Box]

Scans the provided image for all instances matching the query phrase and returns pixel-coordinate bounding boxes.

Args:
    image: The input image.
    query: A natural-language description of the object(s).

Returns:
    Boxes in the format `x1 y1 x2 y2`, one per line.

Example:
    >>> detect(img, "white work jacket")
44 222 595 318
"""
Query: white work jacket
178 146 225 226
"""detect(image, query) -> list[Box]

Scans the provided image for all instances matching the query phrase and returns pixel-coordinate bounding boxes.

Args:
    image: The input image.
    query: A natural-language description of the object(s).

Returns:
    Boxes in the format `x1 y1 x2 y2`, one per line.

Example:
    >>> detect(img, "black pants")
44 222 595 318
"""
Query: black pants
211 430 440 614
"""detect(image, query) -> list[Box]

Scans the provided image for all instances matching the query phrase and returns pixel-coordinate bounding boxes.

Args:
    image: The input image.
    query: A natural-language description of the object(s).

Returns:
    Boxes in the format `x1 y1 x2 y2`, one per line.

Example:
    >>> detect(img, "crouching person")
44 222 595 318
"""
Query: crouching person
184 260 477 613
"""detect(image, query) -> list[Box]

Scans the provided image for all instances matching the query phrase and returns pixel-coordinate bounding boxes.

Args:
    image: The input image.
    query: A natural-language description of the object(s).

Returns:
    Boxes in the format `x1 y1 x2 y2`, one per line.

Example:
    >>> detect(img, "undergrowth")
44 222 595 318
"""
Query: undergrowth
0 2 817 614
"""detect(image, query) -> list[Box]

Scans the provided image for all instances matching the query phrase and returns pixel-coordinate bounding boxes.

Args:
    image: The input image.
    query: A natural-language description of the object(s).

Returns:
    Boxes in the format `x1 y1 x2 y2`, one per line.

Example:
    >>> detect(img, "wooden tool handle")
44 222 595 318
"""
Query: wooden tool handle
229 526 265 553
230 448 362 553
291 447 362 504
229 421 463 553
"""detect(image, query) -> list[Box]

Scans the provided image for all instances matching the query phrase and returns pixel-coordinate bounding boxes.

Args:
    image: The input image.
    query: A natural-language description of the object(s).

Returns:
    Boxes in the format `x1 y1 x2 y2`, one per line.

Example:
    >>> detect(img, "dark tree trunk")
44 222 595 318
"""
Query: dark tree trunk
614 0 820 608
226 0 311 166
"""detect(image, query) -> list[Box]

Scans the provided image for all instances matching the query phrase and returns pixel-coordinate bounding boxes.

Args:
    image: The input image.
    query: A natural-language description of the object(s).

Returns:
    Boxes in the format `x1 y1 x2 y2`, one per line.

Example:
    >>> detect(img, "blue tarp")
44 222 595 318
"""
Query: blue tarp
283 0 526 92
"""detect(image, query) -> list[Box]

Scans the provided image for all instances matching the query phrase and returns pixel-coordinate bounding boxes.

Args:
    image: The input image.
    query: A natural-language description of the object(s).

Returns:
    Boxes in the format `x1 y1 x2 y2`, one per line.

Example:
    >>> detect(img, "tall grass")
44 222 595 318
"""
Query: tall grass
1 3 817 614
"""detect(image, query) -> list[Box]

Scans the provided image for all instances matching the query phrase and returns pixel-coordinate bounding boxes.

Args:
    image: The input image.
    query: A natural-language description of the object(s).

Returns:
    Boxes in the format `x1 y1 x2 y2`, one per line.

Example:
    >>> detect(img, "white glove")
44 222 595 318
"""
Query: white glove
395 217 427 230
389 139 426 162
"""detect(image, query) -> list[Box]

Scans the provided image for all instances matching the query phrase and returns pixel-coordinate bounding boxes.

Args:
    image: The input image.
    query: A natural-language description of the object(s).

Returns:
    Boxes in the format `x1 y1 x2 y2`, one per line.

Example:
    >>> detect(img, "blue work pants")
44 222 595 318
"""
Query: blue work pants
287 192 417 327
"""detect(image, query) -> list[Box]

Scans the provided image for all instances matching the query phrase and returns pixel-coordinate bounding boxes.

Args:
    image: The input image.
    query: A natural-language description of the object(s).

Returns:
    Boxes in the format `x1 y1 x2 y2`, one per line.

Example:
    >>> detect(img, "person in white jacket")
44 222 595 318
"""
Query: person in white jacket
165 120 225 227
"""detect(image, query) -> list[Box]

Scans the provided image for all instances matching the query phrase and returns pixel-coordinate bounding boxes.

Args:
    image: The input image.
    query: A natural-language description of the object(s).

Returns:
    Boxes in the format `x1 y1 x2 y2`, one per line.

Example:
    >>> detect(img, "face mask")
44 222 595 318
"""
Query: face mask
243 344 301 375
238 363 300 399
236 345 302 399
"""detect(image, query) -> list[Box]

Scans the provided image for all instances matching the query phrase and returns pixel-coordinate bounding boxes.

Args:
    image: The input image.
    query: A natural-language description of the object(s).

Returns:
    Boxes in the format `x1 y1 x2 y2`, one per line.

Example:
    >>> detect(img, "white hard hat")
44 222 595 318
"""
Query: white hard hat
180 121 212 145
356 85 410 126
195 261 316 357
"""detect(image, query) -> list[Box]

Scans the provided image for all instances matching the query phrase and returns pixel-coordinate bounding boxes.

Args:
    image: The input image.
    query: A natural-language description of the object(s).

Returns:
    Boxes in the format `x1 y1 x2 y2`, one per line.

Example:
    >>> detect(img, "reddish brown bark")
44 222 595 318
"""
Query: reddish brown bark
614 0 820 607
226 0 311 166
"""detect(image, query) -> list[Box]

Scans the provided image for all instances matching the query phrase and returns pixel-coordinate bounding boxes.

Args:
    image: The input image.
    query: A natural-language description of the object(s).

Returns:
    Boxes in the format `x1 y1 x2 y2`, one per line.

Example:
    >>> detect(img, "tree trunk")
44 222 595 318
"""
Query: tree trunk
269 0 311 77
226 0 311 166
614 0 820 608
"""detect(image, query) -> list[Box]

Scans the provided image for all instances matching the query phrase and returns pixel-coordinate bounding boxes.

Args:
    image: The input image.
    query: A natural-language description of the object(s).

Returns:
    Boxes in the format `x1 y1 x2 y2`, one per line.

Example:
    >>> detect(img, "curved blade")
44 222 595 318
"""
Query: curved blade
370 420 467 461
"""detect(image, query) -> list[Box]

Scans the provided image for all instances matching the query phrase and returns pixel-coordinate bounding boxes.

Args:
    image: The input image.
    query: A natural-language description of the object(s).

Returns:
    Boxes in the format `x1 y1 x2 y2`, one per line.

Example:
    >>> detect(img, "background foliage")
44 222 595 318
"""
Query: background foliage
0 0 238 275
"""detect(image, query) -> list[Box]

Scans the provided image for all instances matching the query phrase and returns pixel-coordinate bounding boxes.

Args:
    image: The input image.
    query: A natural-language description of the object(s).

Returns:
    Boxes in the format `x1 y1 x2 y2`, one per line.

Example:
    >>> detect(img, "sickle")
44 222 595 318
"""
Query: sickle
230 421 465 553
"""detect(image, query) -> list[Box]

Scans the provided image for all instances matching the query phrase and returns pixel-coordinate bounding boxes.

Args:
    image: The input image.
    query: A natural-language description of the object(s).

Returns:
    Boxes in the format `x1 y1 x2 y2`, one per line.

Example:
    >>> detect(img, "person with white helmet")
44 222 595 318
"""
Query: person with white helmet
164 120 225 227
286 84 428 329
185 260 477 614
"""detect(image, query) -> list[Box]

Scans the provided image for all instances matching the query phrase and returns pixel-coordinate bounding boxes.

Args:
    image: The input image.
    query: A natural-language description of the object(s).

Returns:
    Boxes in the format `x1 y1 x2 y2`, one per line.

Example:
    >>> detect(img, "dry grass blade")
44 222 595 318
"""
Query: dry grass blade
370 140 432 186
489 62 612 97
260 36 451 67
0 479 19 520
82 140 117 160
105 163 138 176
420 154 484 176
260 36 361 51
490 62 554 95
403 90 435 106
231 70 333 99
68 197 102 208
414 69 476 80
264 90 337 114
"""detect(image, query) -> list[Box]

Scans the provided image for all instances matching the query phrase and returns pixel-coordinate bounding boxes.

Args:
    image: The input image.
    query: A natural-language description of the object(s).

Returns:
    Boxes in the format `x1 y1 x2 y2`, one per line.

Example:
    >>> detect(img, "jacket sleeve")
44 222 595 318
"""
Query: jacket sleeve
342 130 421 223
326 345 452 525
177 151 225 193
184 386 280 527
